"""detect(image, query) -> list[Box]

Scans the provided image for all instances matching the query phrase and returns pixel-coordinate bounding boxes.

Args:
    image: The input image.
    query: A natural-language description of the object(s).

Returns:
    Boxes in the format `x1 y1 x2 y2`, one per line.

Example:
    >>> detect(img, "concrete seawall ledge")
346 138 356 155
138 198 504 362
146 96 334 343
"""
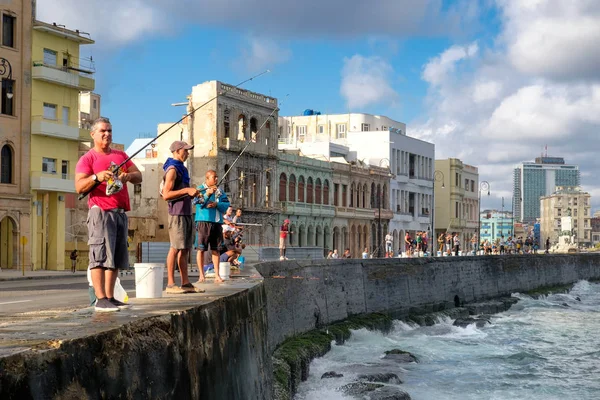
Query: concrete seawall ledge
0 278 271 400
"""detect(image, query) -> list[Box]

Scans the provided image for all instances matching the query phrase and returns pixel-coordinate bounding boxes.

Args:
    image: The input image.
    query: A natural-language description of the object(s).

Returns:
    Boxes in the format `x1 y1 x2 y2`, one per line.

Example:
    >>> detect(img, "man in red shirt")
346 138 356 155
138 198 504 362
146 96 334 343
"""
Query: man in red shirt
75 117 142 312
279 219 290 260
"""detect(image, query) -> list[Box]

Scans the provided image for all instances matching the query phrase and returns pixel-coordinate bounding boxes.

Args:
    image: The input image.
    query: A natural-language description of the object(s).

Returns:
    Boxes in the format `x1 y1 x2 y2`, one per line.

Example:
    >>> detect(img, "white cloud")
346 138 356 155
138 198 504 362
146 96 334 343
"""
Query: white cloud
499 0 600 80
422 43 478 86
37 0 162 45
340 55 398 109
410 0 600 210
239 37 292 73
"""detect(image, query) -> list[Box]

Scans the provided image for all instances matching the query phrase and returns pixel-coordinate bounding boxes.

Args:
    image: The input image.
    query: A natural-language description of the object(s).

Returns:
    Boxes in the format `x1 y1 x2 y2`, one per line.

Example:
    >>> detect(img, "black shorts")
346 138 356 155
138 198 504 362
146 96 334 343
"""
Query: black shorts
195 222 223 251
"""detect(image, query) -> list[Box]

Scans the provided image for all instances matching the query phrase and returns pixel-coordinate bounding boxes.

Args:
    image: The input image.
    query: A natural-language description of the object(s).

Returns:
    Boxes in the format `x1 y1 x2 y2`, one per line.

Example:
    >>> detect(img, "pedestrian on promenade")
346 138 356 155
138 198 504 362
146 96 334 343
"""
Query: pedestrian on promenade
453 232 460 256
385 232 393 257
69 249 78 273
545 237 550 254
162 141 202 294
438 233 445 254
342 248 351 258
280 219 291 260
75 117 142 312
362 247 369 259
194 169 230 284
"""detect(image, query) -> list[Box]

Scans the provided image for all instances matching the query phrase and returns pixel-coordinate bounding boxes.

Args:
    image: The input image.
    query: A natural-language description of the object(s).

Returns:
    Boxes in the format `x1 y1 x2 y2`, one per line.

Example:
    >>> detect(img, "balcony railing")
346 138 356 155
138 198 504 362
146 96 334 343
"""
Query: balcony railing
31 116 81 141
30 171 76 193
32 61 95 91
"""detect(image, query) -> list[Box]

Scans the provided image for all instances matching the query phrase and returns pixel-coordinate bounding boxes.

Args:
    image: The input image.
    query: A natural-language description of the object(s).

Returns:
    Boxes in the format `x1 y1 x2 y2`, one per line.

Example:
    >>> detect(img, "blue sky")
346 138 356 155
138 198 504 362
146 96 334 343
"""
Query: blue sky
38 0 600 211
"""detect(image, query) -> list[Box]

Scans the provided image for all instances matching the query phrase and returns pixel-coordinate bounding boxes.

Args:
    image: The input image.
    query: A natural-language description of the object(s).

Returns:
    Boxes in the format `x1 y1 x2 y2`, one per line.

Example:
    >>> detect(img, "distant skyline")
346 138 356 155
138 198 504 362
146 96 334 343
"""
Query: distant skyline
37 0 600 212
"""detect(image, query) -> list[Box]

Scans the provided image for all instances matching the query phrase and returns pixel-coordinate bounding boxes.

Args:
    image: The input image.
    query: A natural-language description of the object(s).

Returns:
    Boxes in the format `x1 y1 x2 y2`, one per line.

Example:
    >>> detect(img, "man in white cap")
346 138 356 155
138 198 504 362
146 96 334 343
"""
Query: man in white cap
279 219 291 260
162 140 202 293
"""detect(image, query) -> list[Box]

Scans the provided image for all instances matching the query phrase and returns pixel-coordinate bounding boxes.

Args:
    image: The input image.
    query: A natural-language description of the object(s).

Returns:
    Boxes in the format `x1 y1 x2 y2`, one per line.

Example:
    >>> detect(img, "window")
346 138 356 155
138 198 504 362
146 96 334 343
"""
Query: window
61 160 68 179
42 157 57 174
43 49 57 66
92 99 97 109
296 125 307 140
381 126 387 131
334 183 339 206
336 124 346 138
62 106 69 125
279 173 287 202
361 123 370 131
318 125 324 134
134 184 142 194
471 180 475 192
298 177 305 202
1 144 12 184
2 14 16 48
465 178 469 190
1 79 14 116
43 103 57 119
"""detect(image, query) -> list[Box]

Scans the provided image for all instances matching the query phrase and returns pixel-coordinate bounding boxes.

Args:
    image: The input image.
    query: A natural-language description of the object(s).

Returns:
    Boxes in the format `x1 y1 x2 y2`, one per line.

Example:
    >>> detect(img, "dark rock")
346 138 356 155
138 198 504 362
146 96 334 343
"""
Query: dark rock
453 317 491 328
576 296 581 302
339 382 384 396
369 386 413 400
321 371 344 379
383 349 419 363
358 372 402 384
562 302 569 307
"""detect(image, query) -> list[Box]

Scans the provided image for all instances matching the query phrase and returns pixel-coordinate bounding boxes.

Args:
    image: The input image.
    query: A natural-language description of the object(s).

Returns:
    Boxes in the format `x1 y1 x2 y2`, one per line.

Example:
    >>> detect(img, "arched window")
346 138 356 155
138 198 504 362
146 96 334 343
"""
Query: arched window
306 177 314 204
362 184 367 209
377 184 382 208
265 171 271 207
315 178 322 205
265 121 271 146
383 184 388 209
289 174 296 202
1 145 13 184
323 179 330 205
350 183 355 207
279 173 287 202
298 176 305 203
238 114 247 141
223 109 231 138
250 117 258 142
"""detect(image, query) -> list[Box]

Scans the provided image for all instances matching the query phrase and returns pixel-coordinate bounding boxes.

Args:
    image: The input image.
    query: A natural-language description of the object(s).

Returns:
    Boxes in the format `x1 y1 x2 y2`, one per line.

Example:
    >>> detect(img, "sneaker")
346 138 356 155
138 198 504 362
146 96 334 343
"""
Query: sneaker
109 297 130 309
95 298 119 312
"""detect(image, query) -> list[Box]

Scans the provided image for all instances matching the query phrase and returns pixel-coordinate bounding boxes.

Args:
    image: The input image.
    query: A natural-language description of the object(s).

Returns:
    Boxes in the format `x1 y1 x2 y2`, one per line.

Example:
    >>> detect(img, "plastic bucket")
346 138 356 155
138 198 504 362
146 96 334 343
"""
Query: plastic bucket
219 262 230 280
134 263 164 298
437 251 442 257
238 256 245 269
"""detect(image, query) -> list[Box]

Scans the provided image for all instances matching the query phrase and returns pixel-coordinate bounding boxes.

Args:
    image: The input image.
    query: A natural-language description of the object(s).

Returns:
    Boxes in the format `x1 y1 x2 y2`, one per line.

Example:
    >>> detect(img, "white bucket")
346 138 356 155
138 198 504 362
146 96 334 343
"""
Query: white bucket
134 263 164 298
219 261 230 280
437 251 442 257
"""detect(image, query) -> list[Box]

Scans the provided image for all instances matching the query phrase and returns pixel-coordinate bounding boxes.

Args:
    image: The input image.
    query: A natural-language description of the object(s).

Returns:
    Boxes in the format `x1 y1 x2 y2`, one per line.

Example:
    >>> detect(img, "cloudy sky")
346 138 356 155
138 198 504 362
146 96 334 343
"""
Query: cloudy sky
38 0 600 211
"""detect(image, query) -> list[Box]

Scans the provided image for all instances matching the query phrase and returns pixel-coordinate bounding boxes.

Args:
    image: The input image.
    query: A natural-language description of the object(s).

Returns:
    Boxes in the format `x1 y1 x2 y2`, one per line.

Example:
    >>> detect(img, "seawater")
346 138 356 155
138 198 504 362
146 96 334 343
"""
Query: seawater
296 280 600 400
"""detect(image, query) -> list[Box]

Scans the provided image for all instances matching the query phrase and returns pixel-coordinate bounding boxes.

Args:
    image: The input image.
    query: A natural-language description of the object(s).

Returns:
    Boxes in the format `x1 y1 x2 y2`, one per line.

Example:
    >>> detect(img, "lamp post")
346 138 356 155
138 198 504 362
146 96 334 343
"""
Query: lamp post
0 57 14 99
433 170 445 255
377 158 391 258
511 187 521 237
477 181 490 254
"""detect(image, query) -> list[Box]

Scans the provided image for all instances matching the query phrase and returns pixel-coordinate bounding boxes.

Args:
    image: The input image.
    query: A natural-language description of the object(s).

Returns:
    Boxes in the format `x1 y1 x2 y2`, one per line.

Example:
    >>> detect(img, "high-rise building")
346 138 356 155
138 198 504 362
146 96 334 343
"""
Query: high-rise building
513 157 579 224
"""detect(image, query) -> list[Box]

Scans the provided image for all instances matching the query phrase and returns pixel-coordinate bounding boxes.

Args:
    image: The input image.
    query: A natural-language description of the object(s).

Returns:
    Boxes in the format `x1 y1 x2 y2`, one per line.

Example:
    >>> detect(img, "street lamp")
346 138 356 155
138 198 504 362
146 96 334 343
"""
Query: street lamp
477 181 490 254
511 188 522 237
0 57 14 99
432 170 445 255
377 158 391 258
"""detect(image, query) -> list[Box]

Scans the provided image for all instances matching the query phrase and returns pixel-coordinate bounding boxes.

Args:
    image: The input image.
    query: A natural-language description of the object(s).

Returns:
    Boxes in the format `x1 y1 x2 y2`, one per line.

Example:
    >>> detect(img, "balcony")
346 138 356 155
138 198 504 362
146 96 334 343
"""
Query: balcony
32 116 81 141
374 208 394 220
335 206 374 220
279 202 335 218
449 218 466 228
32 61 95 91
31 171 76 193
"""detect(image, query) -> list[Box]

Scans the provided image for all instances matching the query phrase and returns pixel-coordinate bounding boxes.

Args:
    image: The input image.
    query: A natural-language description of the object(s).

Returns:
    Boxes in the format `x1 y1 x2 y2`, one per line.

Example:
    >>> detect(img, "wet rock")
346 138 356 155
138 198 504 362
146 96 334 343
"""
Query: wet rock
562 303 570 307
339 382 383 396
369 386 413 400
358 372 402 384
453 316 491 328
576 296 581 302
383 349 419 363
321 371 344 379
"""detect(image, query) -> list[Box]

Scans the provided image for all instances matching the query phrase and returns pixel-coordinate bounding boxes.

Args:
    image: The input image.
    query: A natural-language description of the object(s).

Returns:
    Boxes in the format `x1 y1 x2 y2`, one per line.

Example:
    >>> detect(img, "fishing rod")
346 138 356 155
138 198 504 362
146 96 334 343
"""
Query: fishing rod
78 69 271 200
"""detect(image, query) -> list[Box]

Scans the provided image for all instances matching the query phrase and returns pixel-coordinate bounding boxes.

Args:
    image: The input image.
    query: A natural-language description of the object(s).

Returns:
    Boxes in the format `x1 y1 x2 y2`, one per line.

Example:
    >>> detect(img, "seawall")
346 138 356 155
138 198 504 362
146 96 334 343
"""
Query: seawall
2 254 600 399
254 254 600 352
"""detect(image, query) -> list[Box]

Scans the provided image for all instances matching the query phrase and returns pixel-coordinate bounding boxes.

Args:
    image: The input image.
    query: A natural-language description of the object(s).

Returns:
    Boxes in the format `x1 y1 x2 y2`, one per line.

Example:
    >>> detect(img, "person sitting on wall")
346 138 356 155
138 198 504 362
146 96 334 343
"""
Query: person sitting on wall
342 248 351 258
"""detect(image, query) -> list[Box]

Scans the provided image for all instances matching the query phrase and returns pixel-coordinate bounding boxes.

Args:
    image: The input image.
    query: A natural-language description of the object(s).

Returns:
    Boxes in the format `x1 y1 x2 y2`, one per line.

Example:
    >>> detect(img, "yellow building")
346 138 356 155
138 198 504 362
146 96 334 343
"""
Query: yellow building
0 0 33 270
434 158 480 251
30 20 94 270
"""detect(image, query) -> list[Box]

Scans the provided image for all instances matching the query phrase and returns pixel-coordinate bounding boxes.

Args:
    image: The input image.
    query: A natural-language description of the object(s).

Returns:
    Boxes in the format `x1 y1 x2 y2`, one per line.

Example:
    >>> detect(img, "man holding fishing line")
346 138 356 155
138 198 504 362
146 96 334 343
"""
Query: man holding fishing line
75 117 142 312
194 169 230 283
162 141 204 294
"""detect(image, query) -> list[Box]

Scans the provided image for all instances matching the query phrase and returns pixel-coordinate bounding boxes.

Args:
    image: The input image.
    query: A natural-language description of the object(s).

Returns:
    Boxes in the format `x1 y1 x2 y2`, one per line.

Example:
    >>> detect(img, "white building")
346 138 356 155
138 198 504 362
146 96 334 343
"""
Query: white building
279 112 434 252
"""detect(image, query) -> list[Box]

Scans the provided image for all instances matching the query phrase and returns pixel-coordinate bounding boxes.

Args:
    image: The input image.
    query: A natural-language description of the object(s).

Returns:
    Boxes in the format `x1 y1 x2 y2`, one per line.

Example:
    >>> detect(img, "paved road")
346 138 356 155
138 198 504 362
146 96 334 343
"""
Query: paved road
0 275 138 314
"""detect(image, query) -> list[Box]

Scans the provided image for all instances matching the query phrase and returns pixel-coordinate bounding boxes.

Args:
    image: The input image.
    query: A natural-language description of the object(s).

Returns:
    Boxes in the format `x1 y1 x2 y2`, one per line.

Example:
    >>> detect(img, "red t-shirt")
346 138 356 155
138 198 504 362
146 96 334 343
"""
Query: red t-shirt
75 149 134 211
280 224 289 238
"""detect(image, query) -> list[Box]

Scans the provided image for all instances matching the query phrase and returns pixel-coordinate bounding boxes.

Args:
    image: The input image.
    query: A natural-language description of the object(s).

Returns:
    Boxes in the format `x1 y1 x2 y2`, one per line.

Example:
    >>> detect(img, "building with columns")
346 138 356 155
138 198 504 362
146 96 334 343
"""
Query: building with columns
0 0 33 270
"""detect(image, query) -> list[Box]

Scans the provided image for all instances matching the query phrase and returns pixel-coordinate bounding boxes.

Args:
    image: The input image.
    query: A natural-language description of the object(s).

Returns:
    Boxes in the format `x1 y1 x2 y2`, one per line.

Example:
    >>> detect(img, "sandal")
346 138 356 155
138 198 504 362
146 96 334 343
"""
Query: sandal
181 283 205 293
165 285 185 294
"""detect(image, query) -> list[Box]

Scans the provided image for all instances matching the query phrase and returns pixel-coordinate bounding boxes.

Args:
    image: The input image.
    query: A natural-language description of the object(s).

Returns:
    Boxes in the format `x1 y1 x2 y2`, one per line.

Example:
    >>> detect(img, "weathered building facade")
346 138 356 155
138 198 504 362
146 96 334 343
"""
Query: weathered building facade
0 0 33 269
